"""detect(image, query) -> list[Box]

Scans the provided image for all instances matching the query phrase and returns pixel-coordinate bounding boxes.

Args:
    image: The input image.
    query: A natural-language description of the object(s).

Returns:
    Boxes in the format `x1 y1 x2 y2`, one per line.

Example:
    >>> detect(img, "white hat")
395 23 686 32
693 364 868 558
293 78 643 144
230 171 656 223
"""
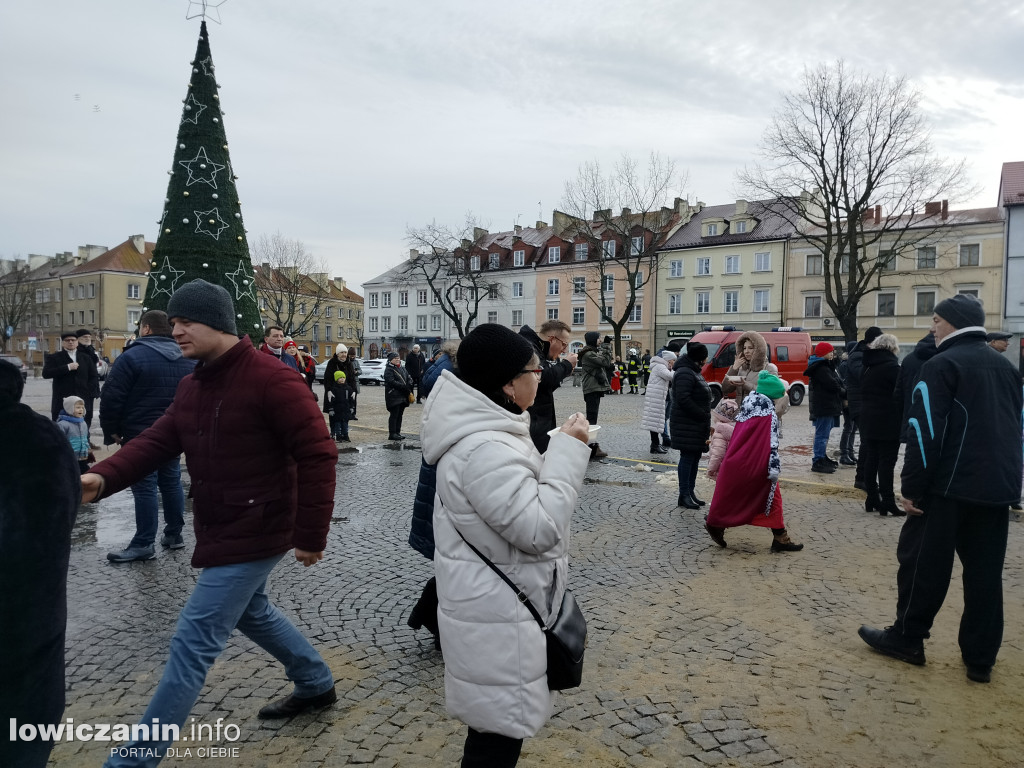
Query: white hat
336 344 348 356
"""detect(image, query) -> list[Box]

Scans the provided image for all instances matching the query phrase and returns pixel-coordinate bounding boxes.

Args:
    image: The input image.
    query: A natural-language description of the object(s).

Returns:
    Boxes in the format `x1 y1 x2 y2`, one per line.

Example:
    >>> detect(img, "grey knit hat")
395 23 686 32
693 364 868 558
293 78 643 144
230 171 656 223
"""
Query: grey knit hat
166 279 237 335
934 294 985 330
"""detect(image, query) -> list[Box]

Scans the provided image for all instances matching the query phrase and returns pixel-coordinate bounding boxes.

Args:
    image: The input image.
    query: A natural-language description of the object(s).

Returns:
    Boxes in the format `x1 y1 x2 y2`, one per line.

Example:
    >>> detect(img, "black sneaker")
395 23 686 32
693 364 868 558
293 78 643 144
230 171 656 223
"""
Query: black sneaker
857 625 925 666
160 533 185 550
825 455 839 466
811 458 835 474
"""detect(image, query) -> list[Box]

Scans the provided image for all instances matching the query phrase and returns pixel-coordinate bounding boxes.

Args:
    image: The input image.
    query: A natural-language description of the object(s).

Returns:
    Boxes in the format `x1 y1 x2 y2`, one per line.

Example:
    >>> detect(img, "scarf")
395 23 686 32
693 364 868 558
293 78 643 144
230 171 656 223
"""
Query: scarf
735 391 781 515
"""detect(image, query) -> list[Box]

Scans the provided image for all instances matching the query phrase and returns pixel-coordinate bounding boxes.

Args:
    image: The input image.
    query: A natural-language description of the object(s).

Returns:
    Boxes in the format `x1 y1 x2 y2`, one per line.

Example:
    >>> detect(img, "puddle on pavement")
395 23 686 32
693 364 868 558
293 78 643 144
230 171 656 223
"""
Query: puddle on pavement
780 445 812 455
583 477 645 488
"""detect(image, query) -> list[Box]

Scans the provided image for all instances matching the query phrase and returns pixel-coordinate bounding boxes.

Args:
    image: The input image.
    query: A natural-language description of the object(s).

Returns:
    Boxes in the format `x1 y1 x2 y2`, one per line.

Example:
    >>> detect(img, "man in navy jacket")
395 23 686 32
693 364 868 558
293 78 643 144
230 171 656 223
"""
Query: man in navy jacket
101 310 196 562
859 295 1023 684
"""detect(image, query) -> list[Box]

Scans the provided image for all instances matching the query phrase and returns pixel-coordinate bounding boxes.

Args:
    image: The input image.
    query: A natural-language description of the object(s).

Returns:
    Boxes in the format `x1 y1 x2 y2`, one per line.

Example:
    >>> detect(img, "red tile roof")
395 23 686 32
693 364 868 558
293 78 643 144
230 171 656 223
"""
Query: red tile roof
999 161 1024 207
67 238 154 275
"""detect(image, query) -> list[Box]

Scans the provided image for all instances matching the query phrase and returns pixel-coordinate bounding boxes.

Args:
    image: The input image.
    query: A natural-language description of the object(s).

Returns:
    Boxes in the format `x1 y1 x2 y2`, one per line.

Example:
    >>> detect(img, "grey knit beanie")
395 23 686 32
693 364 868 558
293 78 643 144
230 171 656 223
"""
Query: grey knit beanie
934 294 985 330
166 279 237 335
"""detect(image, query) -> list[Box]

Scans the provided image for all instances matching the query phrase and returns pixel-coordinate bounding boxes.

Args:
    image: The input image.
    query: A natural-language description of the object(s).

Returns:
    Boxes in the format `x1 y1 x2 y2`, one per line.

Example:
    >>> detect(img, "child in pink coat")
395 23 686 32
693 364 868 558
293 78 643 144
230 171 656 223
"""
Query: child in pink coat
707 398 738 480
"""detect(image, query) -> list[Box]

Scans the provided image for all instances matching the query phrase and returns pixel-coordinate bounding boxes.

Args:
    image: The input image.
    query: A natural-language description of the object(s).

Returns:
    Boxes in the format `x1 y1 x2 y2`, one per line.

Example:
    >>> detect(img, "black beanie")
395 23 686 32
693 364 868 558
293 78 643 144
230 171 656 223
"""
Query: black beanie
0 359 24 407
934 294 985 330
458 323 535 394
584 331 600 347
686 342 708 363
166 279 238 335
863 326 883 344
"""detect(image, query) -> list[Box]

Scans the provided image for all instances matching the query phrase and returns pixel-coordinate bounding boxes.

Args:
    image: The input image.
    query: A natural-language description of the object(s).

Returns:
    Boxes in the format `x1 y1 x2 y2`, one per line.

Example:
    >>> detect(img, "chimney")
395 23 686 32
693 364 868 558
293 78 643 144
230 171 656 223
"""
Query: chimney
924 201 942 216
620 207 632 219
861 209 875 223
735 199 748 216
941 199 948 220
875 205 881 223
535 220 548 229
472 227 489 242
592 208 611 223
131 234 146 254
333 277 346 291
513 224 522 235
409 248 419 260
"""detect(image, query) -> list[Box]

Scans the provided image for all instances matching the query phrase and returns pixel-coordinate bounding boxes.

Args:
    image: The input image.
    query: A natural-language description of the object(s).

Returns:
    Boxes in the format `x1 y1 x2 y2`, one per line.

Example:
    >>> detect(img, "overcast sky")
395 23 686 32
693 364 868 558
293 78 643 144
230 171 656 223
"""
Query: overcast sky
2 0 1022 294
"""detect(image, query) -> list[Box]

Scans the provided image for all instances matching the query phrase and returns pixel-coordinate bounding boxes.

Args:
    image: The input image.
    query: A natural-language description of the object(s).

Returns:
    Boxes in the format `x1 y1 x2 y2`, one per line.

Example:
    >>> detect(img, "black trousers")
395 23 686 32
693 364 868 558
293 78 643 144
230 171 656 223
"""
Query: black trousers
861 438 899 500
894 496 1009 668
461 728 523 768
387 406 405 436
583 392 602 425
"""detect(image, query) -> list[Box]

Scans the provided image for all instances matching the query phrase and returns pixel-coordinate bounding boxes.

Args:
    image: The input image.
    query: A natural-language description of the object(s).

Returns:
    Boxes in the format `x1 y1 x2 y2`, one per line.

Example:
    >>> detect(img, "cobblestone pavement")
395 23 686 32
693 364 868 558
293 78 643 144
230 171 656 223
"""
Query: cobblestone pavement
20 378 1021 767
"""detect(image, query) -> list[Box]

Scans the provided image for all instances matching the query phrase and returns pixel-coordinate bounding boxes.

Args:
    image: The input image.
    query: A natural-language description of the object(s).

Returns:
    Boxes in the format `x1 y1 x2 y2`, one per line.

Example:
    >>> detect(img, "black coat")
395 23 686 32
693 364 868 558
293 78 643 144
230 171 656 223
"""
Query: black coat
901 330 1023 505
43 348 98 420
844 341 870 418
519 325 573 452
669 356 712 454
858 348 901 441
384 362 413 410
804 356 845 420
409 458 436 560
893 333 940 443
405 351 426 380
0 402 79 768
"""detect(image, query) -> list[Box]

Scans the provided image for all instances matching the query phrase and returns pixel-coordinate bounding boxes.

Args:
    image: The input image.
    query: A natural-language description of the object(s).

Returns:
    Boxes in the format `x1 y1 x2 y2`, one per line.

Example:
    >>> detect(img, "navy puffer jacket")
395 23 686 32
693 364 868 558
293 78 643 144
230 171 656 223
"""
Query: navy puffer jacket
669 356 712 454
99 335 195 444
409 458 436 559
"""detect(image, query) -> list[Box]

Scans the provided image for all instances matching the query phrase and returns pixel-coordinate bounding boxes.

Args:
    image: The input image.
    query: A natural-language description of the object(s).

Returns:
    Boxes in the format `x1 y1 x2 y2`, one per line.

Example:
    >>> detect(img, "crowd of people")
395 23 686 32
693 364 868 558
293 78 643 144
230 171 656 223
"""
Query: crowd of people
4 280 1023 768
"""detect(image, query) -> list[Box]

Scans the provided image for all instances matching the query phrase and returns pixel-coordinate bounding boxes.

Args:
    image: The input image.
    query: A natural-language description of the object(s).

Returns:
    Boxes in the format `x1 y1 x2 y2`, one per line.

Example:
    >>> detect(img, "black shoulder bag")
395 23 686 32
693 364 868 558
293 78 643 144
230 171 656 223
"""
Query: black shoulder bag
456 530 586 691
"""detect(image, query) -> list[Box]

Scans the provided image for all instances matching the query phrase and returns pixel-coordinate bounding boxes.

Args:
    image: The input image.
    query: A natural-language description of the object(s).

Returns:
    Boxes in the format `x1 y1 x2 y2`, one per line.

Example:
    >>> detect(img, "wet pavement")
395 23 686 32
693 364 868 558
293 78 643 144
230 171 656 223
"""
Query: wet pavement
17 377 1023 767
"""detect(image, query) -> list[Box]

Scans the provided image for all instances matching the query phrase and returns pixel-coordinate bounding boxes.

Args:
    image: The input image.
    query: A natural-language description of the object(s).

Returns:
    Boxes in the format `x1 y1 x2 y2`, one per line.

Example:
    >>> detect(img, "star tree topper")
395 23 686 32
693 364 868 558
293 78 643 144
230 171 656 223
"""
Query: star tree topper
186 0 227 24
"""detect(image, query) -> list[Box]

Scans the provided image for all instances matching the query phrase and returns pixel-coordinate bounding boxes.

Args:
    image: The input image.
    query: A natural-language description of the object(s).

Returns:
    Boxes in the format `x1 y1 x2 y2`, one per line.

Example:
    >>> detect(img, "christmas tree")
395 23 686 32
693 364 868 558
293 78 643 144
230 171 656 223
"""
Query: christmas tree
142 19 262 340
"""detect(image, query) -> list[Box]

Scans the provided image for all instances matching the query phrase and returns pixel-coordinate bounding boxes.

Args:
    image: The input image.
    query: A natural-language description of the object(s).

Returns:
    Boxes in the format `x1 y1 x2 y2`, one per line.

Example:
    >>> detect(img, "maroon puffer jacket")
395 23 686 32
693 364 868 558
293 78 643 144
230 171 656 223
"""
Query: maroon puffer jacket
90 339 337 567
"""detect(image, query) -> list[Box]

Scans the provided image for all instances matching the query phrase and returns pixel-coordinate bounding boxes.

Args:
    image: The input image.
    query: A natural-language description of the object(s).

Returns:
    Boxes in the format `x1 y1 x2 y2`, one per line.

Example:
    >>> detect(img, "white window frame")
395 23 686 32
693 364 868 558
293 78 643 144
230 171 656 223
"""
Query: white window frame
805 254 822 276
696 257 711 276
487 311 498 324
547 279 559 296
753 289 770 313
916 246 936 270
696 291 710 314
489 253 500 270
573 277 586 295
513 249 525 267
706 223 718 236
382 316 391 332
669 260 683 278
512 281 523 298
381 292 391 308
398 291 408 308
512 309 523 326
431 314 442 331
734 220 747 234
547 308 559 320
574 243 588 261
470 255 480 271
915 289 936 318
633 271 643 289
127 284 140 299
369 317 379 332
548 246 561 264
417 289 428 305
628 304 642 323
602 240 616 259
572 306 585 325
602 274 614 292
369 292 378 308
804 295 822 318
754 252 771 271
876 292 896 318
959 243 980 267
723 290 739 314
669 293 681 315
630 236 643 256
398 316 408 331
416 315 427 331
725 255 740 274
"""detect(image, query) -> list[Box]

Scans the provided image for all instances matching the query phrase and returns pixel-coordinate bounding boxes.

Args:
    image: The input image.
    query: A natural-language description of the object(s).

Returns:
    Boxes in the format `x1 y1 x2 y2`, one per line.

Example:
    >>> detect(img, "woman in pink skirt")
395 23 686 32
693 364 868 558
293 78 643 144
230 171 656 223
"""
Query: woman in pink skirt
704 370 803 553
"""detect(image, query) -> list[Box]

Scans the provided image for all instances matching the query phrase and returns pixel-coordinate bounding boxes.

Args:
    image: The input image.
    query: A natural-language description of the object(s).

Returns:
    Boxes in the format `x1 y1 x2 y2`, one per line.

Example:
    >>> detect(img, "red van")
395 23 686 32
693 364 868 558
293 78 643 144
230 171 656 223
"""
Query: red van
684 327 813 406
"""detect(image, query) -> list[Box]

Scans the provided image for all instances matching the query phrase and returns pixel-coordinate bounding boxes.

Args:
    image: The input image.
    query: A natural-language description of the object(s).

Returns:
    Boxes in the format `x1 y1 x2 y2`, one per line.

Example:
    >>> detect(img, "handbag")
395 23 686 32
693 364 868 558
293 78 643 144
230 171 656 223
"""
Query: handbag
456 530 586 690
408 392 416 404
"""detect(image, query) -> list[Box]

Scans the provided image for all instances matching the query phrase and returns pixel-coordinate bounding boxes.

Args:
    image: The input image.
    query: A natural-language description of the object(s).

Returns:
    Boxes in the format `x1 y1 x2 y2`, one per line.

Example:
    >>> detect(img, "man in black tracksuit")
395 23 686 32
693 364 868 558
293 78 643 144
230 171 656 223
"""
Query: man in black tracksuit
859 295 1022 684
519 321 576 453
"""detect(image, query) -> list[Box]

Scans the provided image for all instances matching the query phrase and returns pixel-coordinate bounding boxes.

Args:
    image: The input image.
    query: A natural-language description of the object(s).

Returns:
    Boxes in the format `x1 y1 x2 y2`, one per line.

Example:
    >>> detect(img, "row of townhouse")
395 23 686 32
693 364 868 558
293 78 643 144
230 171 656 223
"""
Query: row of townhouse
3 235 363 364
364 162 1024 363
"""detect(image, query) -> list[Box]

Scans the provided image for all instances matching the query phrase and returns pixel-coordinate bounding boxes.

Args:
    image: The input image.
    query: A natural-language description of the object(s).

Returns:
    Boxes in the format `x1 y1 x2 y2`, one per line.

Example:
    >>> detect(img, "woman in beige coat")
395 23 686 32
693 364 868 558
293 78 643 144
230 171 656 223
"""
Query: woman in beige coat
720 331 789 416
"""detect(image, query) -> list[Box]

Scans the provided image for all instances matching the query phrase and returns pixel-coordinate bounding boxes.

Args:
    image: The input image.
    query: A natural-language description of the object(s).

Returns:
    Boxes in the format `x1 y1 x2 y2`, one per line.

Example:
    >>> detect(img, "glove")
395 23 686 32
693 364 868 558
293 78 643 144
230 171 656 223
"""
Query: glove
604 335 612 344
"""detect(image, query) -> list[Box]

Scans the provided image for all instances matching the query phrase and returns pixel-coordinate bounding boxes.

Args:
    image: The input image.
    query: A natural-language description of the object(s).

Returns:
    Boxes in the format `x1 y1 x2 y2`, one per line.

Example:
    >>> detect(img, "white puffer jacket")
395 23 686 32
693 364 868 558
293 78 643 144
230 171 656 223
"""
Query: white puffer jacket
640 356 674 432
420 370 591 738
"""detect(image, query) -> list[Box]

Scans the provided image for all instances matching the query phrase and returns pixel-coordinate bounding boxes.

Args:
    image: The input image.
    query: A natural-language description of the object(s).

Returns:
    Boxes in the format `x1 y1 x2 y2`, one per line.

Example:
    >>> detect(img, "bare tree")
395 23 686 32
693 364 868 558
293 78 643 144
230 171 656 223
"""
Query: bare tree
738 60 976 342
0 259 34 353
559 152 688 356
252 233 330 337
404 214 501 339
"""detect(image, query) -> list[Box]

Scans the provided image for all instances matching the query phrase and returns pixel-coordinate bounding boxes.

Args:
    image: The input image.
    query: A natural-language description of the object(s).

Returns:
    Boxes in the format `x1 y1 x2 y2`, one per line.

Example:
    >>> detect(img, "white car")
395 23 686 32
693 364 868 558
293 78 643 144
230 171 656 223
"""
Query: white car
358 358 387 386
315 359 330 383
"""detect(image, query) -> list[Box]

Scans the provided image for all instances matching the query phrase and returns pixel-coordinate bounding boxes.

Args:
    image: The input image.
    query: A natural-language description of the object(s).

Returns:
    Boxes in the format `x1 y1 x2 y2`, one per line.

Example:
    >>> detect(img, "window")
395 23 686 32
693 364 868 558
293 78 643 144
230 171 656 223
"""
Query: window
369 317 378 332
512 310 523 326
547 279 559 296
77 285 85 299
628 304 642 323
573 277 586 295
513 249 525 267
669 294 681 315
806 254 822 275
631 236 643 256
724 291 739 313
369 293 378 308
430 290 439 305
548 246 561 264
453 286 462 301
299 303 306 315
669 260 683 278
89 310 95 324
707 223 718 236
753 289 770 313
325 306 332 318
916 291 936 316
381 292 391 308
470 255 480 271
467 287 477 301
127 284 140 299
573 307 585 325
78 311 84 324
916 247 936 269
755 252 771 271
601 305 614 322
67 286 74 302
55 288 61 301
960 244 980 267
877 293 895 317
487 311 498 324
128 309 141 326
696 257 711 276
547 308 559 320
455 258 465 273
489 253 500 269
431 315 442 331
417 315 427 331
603 274 614 292
88 283 95 298
725 255 740 274
734 220 747 234
958 288 980 298
35 289 42 303
804 296 822 318
631 272 642 289
399 316 409 331
398 291 408 307
602 240 616 259
696 291 710 314
312 325 320 341
487 284 498 300
574 243 588 261
381 316 391 332
325 326 332 341
512 281 523 298
418 289 428 305
840 253 851 273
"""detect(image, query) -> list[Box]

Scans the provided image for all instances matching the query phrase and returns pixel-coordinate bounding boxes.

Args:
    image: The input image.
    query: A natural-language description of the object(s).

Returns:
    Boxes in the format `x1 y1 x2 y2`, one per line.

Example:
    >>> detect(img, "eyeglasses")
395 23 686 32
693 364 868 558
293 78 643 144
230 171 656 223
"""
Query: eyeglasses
548 336 569 348
519 368 543 378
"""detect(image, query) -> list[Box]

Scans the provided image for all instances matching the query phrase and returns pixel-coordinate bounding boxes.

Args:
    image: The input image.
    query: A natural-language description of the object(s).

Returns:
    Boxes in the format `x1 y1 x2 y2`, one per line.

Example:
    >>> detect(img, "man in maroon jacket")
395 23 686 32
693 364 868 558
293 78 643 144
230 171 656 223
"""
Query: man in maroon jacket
83 280 339 767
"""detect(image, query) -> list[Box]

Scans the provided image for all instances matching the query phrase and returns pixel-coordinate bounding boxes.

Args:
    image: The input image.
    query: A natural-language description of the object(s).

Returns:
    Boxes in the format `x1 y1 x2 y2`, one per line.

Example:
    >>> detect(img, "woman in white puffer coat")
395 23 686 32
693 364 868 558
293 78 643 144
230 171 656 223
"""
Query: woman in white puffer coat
420 323 591 768
640 351 676 454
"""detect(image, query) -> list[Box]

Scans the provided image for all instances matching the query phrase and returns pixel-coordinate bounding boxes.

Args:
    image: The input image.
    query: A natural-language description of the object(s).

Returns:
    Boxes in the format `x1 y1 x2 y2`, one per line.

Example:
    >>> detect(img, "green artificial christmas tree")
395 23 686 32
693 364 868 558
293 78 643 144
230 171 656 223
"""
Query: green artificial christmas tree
142 19 262 340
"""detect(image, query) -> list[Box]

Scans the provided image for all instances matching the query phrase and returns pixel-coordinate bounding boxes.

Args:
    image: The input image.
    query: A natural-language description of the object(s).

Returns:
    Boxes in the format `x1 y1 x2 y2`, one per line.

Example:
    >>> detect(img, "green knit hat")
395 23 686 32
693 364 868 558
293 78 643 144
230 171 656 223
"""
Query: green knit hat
756 370 785 400
333 371 346 382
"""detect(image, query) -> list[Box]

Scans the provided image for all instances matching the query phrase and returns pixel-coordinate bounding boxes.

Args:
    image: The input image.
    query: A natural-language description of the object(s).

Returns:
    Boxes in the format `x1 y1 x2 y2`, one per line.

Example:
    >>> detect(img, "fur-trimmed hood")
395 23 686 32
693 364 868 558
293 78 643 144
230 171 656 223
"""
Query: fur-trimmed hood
734 331 768 372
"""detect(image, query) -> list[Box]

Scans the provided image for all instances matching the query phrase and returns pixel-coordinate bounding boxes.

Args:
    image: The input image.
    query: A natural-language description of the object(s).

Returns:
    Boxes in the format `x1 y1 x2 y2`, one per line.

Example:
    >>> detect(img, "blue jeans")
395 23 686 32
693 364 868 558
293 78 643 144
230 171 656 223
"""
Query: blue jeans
128 458 185 549
813 417 835 460
105 554 334 767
